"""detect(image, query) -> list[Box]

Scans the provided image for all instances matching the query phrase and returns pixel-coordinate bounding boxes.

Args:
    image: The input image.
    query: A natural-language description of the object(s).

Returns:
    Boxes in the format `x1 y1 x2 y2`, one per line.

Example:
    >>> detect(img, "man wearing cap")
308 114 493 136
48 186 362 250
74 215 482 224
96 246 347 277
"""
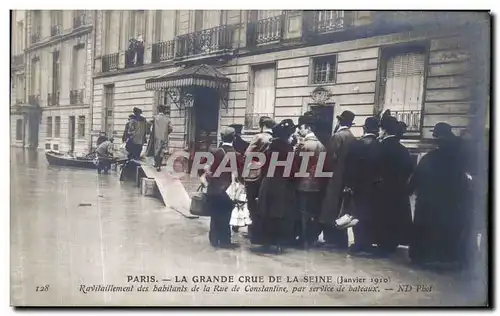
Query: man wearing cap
95 137 115 174
343 117 382 255
204 127 241 249
408 122 470 266
126 107 148 160
319 110 357 249
373 115 413 257
243 116 275 244
294 114 327 248
229 124 249 155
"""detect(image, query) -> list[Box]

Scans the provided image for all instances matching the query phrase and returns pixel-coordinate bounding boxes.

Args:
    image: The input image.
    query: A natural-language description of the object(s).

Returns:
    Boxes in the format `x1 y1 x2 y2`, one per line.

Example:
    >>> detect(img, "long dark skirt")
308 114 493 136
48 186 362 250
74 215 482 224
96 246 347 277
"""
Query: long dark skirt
255 177 298 246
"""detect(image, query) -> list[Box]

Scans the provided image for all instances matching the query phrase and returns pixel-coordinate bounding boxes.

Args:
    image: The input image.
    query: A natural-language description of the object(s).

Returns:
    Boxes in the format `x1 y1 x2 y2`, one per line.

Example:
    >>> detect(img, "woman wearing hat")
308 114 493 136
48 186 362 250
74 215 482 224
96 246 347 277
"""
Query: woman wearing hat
372 115 413 256
254 119 298 253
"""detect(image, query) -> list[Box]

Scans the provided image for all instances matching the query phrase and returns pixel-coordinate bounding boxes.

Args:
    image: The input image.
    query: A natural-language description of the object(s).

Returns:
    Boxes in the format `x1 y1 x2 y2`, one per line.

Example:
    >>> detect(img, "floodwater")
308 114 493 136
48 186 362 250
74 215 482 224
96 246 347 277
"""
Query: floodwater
10 149 486 306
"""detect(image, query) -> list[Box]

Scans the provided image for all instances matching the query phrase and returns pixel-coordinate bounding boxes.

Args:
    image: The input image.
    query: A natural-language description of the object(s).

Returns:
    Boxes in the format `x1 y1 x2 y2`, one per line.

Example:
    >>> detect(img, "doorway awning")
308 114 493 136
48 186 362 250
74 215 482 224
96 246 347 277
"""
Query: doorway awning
145 64 230 91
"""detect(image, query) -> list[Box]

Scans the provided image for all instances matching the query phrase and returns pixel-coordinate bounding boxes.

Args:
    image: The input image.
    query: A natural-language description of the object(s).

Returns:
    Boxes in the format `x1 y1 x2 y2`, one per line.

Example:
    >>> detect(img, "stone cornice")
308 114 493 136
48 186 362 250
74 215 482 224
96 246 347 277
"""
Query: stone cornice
26 25 93 52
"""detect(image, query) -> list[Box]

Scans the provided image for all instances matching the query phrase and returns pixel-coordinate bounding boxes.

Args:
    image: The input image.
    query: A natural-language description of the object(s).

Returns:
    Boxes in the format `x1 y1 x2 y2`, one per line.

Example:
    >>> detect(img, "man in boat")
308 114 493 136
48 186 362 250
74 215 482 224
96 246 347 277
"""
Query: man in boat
96 137 115 174
126 107 148 160
96 132 108 147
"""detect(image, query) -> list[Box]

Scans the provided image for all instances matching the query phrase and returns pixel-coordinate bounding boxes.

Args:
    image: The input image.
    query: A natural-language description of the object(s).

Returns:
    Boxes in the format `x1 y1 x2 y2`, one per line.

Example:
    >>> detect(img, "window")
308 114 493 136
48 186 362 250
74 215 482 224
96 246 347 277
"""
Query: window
77 116 85 138
130 11 145 38
15 74 24 103
381 50 426 132
246 65 276 129
31 11 41 41
53 144 59 151
45 143 51 150
106 11 121 54
46 117 53 137
51 11 62 36
30 57 40 96
51 51 60 105
16 119 23 141
54 116 61 138
312 55 337 84
16 22 23 53
103 85 115 136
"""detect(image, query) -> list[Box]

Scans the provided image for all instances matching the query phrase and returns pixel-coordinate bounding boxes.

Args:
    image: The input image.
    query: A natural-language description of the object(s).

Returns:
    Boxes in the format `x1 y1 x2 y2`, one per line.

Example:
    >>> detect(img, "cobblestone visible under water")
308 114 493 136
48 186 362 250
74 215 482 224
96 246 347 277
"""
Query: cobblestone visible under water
10 149 486 306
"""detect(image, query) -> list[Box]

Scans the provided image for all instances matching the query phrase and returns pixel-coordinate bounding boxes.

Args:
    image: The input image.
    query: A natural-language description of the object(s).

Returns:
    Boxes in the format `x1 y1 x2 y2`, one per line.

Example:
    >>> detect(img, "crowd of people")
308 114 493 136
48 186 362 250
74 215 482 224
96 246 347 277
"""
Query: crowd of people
201 109 477 270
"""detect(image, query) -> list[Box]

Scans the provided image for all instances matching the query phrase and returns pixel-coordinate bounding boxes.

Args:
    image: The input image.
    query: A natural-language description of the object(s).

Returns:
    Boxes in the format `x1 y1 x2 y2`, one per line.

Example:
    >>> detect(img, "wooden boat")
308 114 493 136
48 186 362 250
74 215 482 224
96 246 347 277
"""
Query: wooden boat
45 151 97 169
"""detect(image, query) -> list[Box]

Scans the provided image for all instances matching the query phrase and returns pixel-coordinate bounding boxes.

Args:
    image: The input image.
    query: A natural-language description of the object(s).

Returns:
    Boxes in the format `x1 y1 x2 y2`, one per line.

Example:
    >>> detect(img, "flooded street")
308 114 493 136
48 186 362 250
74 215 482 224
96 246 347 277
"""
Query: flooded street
10 149 485 306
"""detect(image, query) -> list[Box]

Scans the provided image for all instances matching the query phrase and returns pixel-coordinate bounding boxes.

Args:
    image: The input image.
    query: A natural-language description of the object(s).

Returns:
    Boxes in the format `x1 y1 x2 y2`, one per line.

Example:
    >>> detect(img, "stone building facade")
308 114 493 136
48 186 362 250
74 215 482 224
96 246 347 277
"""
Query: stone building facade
19 10 95 153
12 11 488 158
90 10 488 160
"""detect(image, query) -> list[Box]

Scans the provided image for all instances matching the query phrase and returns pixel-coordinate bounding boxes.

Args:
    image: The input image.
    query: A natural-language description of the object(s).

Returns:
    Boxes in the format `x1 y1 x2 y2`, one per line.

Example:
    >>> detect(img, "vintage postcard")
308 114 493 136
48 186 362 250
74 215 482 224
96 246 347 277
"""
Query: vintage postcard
10 9 490 307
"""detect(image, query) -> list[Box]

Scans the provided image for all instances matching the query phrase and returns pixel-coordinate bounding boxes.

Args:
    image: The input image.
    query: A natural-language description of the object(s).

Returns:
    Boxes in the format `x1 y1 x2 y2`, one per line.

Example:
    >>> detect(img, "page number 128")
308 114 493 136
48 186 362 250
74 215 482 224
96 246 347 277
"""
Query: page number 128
36 285 50 292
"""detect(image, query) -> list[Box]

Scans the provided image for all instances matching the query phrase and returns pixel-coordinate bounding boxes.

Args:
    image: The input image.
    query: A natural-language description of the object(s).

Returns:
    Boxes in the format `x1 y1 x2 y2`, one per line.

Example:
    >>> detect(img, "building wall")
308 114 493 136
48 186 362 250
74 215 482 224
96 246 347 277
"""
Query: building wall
91 11 480 155
24 10 94 152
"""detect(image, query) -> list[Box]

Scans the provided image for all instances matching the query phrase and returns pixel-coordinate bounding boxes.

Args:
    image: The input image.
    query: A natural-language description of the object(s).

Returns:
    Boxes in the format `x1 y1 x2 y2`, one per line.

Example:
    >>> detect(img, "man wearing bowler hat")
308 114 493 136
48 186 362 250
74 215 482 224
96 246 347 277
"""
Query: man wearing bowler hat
127 107 147 160
343 117 382 255
319 110 357 249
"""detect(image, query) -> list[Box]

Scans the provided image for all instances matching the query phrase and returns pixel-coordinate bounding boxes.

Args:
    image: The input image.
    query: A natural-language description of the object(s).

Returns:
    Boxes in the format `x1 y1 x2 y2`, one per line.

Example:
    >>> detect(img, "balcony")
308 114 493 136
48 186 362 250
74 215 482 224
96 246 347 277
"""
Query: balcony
152 40 175 63
51 24 61 37
28 95 40 106
245 112 274 130
15 99 24 105
247 15 285 46
70 89 84 105
102 53 119 72
11 54 24 68
313 10 348 33
125 38 145 68
175 25 236 59
30 31 41 44
392 110 421 133
47 92 60 106
73 14 86 29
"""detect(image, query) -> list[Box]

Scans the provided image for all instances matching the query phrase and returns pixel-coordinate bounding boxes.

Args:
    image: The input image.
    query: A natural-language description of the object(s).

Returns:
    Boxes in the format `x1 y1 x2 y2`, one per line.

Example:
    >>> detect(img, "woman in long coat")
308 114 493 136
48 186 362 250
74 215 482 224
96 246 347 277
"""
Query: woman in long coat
373 116 414 256
408 123 471 266
254 119 298 253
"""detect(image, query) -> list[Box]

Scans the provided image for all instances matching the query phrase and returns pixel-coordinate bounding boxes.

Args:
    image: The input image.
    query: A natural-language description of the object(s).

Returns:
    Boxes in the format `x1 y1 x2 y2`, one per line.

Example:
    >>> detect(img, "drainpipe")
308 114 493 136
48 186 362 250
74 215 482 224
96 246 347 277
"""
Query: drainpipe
88 10 97 152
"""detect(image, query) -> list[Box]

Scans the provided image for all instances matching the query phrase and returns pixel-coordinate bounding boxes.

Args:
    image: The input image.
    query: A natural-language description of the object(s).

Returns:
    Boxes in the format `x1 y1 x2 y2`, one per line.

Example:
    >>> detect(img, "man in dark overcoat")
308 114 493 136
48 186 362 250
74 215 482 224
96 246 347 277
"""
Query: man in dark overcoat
343 117 382 255
319 110 357 249
408 122 471 266
373 115 413 256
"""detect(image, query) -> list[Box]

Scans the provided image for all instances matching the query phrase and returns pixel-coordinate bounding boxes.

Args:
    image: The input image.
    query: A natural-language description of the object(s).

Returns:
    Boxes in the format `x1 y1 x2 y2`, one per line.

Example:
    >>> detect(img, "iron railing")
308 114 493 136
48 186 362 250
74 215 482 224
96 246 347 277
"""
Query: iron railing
313 10 346 33
47 92 60 106
50 24 61 37
11 54 24 67
244 112 274 129
102 53 119 72
248 15 284 46
392 110 421 133
73 14 86 28
15 99 24 105
28 94 40 106
176 25 235 59
70 89 85 105
152 40 175 63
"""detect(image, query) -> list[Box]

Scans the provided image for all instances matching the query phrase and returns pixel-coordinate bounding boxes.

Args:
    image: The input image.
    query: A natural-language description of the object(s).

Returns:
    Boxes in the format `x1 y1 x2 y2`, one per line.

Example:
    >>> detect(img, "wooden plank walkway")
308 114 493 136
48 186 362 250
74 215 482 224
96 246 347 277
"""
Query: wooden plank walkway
141 164 199 219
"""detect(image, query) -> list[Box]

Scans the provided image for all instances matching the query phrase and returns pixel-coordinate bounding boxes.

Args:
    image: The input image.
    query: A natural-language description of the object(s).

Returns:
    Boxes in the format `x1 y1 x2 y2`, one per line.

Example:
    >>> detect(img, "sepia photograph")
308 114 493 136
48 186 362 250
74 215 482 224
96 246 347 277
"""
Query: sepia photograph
9 8 491 307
